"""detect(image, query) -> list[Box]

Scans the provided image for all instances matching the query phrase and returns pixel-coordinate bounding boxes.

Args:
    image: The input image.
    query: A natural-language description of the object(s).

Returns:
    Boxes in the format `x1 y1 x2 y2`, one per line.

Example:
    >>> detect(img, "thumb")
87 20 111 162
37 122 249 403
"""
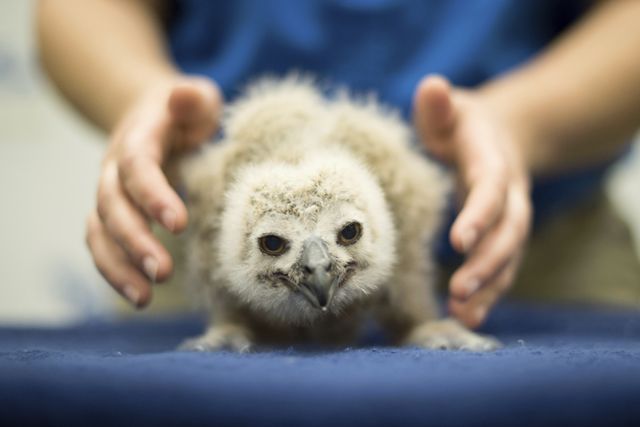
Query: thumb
168 77 223 149
413 75 457 160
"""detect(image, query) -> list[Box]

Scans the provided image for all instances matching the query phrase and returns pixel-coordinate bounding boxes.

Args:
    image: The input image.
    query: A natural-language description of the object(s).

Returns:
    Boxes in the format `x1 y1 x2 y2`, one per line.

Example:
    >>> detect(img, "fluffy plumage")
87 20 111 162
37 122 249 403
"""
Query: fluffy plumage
177 76 499 351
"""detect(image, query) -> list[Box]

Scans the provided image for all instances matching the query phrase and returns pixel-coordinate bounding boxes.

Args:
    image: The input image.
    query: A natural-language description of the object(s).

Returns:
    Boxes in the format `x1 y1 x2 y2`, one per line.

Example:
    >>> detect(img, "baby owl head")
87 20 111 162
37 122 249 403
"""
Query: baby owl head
217 149 396 325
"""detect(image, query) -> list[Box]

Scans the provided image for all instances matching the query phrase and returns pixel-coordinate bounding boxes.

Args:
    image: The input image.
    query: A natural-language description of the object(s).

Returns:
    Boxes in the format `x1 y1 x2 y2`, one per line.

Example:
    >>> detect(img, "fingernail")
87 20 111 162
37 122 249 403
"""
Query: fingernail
143 256 158 283
123 285 140 306
161 209 176 232
461 228 477 252
465 278 481 295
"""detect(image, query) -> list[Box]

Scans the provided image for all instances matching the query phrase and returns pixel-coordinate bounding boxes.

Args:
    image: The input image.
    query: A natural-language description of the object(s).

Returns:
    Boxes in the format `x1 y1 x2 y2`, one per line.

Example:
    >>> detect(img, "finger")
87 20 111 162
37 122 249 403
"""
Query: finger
449 126 509 253
169 78 221 123
180 117 219 147
117 150 188 234
85 211 152 308
168 78 222 147
449 257 520 329
450 170 507 254
413 74 457 159
450 185 530 299
97 163 173 282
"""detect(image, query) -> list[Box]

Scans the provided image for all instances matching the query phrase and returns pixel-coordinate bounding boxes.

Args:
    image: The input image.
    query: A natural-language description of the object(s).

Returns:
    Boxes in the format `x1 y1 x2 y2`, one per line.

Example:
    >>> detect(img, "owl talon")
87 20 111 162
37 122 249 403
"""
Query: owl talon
404 319 501 352
178 326 253 353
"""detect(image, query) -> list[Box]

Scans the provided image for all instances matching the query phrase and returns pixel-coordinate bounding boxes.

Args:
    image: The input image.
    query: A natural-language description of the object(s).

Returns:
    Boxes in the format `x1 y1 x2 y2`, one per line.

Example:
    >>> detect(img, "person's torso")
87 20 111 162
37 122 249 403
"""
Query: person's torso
167 0 605 267
168 0 588 117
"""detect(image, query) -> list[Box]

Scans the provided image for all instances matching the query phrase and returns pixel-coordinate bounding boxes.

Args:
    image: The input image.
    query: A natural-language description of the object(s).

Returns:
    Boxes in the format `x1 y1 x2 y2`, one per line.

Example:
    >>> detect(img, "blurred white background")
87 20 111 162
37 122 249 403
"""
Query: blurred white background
0 0 638 325
0 0 111 324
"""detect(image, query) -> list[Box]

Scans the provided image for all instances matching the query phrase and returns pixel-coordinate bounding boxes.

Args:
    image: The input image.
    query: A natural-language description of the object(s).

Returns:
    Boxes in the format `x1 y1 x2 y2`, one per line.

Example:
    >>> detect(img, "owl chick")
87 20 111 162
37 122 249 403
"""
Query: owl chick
177 77 499 352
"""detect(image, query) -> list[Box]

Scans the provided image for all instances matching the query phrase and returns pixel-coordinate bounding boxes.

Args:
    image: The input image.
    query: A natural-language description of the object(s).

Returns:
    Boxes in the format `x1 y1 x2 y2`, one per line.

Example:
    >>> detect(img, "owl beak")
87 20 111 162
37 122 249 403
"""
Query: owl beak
300 237 336 311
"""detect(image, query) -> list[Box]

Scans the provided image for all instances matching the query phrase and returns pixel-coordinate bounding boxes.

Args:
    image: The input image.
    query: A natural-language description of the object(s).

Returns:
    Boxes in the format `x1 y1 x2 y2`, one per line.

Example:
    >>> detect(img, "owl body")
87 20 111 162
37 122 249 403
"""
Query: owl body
179 77 498 351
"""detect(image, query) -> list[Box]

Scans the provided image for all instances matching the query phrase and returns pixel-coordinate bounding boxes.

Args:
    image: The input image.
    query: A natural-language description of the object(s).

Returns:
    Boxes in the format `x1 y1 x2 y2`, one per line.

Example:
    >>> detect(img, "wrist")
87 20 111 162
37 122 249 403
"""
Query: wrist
111 68 182 130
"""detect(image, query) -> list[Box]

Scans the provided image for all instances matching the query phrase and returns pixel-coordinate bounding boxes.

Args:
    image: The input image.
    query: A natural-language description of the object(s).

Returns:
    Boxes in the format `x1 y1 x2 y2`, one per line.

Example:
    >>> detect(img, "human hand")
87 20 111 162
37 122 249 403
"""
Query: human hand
86 76 222 307
414 75 532 328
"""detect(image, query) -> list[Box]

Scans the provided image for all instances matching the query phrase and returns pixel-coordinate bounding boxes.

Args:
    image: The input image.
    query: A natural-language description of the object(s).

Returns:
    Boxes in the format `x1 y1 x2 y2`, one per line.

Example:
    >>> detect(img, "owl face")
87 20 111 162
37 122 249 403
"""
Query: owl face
217 151 396 325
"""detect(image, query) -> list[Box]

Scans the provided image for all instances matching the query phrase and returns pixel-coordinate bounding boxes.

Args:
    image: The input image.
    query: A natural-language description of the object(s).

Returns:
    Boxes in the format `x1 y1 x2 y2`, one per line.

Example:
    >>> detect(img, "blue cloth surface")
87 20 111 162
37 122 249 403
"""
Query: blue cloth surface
2 303 640 427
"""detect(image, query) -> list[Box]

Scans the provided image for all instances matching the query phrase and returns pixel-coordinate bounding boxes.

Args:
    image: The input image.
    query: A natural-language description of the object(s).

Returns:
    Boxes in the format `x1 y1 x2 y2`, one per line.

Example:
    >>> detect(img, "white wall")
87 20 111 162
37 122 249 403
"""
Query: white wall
0 0 112 324
609 143 640 256
0 0 638 325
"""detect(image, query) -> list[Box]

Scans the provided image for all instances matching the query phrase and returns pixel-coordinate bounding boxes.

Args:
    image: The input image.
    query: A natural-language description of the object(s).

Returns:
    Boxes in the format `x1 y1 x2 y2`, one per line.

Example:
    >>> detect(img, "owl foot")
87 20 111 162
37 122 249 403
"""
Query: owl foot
178 324 253 353
404 318 501 351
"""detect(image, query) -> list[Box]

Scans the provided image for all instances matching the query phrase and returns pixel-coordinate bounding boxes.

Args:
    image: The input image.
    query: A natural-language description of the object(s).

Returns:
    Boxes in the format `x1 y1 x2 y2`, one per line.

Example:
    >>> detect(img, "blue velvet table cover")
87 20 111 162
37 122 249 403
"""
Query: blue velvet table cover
1 303 639 427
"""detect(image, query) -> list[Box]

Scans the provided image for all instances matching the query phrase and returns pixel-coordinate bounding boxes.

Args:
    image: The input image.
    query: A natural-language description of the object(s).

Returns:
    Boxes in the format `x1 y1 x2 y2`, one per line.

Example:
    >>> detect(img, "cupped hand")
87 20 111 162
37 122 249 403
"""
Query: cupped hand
86 76 222 307
414 75 532 328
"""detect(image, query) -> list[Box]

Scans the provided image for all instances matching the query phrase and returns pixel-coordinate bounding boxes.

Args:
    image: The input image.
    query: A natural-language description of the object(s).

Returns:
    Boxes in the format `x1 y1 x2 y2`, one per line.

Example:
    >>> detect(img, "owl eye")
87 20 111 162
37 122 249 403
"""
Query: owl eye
258 234 289 256
337 222 362 246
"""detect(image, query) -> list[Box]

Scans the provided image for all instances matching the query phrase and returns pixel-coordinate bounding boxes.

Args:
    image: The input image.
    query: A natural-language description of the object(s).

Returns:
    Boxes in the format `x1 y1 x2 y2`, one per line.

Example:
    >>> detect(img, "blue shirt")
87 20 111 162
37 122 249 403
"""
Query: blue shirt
167 0 601 266
168 0 588 117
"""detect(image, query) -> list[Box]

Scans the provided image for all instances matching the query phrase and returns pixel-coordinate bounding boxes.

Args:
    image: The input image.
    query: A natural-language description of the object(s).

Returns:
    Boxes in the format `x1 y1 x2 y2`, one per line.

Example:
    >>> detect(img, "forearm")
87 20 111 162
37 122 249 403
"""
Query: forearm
481 0 640 176
37 0 179 131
